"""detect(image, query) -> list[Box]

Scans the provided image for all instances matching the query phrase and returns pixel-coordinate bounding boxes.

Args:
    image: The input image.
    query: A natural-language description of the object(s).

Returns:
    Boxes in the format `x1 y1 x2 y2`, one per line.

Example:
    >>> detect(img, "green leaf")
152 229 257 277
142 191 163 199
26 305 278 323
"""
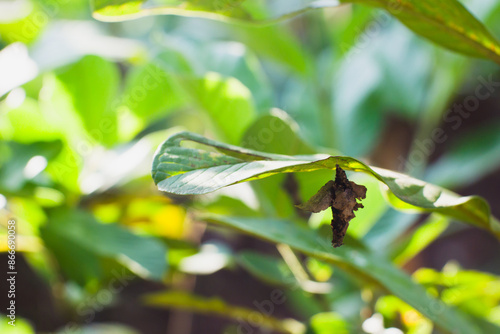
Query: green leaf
391 214 449 265
308 312 349 334
345 0 500 64
240 111 317 217
202 214 485 334
41 209 168 284
91 0 340 23
122 50 259 143
200 41 273 112
0 3 48 44
0 97 61 144
363 209 418 251
90 0 500 64
56 55 120 146
151 132 500 238
241 111 315 155
189 72 256 144
144 290 306 334
122 62 188 121
237 251 295 286
234 25 310 74
413 266 500 331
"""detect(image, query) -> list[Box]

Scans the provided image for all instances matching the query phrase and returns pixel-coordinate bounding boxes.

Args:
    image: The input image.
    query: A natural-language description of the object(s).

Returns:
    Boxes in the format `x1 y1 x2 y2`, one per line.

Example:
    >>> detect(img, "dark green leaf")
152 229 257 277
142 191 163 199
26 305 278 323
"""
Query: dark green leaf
203 214 484 334
237 251 295 286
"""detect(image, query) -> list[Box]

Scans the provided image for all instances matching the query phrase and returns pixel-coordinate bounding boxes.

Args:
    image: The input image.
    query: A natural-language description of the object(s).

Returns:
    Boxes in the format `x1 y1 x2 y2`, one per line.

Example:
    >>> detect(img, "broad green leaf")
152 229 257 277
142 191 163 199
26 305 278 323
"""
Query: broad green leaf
90 0 500 64
0 97 61 144
144 290 306 334
241 111 315 155
391 214 449 265
240 111 317 217
148 71 256 145
234 25 309 74
122 49 258 143
56 55 119 146
202 214 485 334
122 62 188 121
237 251 295 286
41 209 168 284
151 132 500 238
363 209 418 251
189 72 256 144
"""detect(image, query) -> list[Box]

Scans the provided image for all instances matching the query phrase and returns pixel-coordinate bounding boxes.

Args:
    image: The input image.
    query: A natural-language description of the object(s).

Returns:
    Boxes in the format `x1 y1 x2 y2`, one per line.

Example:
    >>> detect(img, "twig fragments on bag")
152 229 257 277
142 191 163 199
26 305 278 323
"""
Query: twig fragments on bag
297 165 367 247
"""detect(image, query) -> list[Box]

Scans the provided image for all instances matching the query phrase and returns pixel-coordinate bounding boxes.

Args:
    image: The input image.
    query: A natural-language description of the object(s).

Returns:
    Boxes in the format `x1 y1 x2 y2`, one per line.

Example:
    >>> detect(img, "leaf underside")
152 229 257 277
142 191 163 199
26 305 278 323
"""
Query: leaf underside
152 131 500 239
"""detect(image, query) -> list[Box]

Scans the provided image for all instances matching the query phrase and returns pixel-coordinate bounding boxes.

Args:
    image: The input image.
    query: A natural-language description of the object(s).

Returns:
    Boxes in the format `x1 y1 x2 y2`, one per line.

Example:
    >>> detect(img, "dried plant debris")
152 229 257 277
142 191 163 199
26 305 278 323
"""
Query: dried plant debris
297 165 367 248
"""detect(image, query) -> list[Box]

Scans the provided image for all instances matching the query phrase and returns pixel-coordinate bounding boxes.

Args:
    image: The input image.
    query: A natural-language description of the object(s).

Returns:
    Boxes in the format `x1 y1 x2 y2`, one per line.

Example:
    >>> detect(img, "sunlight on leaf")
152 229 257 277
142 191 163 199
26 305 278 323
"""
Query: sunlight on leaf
152 132 500 238
91 0 500 64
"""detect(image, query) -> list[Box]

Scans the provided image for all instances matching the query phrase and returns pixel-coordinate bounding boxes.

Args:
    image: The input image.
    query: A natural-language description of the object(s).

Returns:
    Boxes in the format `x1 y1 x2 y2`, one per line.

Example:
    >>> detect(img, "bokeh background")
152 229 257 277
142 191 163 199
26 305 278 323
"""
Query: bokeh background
1 0 500 333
